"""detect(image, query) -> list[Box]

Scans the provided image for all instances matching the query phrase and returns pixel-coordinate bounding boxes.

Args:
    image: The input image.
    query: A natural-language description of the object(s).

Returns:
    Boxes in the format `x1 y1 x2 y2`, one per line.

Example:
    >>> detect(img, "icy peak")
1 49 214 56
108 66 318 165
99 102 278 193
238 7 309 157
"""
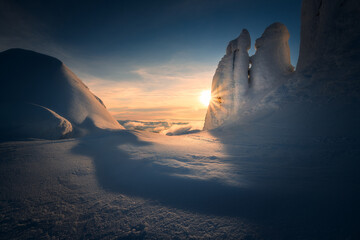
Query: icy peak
249 22 294 94
255 22 290 50
226 29 251 55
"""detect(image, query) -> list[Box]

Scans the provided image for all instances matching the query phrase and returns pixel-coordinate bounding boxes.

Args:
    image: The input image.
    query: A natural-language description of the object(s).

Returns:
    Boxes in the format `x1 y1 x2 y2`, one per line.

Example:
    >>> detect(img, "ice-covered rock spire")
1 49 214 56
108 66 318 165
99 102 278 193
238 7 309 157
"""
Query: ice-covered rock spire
204 23 295 130
249 22 294 95
204 29 251 130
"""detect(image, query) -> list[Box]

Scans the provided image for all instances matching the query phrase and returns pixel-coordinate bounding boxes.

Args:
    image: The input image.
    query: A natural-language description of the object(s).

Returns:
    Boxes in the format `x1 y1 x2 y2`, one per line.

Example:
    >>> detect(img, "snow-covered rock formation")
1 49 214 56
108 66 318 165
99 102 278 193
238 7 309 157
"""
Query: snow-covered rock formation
204 29 251 129
249 22 294 96
0 49 124 139
204 23 294 130
204 0 360 133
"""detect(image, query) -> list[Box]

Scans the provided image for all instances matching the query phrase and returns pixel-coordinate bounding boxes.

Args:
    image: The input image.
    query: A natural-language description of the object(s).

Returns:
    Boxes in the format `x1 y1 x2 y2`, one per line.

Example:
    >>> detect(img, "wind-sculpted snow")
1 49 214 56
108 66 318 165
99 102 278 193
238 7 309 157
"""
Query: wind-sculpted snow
205 0 360 131
0 48 123 140
0 102 73 140
1 125 359 239
1 0 360 239
204 29 251 129
249 22 294 96
204 24 294 130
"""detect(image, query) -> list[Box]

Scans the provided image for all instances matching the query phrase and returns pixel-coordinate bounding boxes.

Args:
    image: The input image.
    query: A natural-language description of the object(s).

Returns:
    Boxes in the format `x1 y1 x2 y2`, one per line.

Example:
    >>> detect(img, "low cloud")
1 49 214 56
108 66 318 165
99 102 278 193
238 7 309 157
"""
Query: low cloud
119 120 204 135
161 122 203 136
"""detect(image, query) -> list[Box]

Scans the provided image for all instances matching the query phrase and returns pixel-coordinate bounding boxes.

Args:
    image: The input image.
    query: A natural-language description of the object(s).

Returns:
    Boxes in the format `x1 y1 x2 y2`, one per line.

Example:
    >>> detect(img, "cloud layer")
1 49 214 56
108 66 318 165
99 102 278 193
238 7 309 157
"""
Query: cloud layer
119 120 204 135
82 61 214 120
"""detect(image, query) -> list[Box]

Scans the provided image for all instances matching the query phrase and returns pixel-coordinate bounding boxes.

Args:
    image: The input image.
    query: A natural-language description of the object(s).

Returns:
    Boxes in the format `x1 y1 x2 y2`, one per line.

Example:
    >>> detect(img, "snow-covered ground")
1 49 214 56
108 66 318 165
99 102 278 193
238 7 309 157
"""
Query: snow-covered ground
0 130 259 239
1 127 359 239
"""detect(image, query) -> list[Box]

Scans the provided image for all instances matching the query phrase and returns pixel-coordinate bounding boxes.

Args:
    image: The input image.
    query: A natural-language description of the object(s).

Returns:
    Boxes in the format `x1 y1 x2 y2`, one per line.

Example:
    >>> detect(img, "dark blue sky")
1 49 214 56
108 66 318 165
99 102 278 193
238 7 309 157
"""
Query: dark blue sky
1 0 301 76
0 0 302 120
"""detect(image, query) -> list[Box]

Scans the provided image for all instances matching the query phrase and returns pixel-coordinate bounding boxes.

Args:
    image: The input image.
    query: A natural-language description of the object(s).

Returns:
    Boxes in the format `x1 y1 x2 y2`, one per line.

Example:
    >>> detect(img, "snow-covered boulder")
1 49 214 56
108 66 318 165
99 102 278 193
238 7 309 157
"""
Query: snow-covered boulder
0 48 124 139
204 29 251 130
0 103 73 140
249 22 294 96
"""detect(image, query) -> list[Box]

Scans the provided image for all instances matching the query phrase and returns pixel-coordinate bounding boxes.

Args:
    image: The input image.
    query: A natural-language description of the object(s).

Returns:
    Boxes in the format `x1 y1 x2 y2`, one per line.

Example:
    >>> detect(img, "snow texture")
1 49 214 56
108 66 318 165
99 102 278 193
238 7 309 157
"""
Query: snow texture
0 49 123 139
0 102 73 140
204 23 294 130
205 0 360 131
249 22 294 95
204 29 251 129
0 0 360 239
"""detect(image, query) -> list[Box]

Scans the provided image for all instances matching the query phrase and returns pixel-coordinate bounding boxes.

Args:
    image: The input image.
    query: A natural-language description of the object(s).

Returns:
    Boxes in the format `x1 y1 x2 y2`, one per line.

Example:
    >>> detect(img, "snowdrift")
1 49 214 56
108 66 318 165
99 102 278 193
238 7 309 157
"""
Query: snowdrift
0 49 124 139
0 102 73 140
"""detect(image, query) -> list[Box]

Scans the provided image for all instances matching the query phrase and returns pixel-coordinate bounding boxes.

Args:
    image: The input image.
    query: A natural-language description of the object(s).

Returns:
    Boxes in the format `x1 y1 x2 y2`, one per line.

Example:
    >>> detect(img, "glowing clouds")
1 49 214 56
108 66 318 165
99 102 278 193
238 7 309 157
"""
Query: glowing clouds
81 62 215 120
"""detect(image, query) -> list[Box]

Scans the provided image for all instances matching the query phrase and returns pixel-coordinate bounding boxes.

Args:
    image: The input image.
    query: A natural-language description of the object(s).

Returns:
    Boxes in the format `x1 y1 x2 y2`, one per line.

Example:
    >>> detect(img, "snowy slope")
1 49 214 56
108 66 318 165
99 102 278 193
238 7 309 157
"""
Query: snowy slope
0 49 123 139
0 102 73 140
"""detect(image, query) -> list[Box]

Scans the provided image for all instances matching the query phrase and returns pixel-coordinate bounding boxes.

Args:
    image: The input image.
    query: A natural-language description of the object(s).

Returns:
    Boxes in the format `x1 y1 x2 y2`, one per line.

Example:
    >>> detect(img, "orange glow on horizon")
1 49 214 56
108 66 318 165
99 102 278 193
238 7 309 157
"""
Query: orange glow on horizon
82 64 215 121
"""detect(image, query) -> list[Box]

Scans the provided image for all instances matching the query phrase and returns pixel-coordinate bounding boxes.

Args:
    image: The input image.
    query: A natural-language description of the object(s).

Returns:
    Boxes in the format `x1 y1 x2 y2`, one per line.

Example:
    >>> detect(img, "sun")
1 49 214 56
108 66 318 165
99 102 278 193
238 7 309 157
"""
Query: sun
199 90 211 107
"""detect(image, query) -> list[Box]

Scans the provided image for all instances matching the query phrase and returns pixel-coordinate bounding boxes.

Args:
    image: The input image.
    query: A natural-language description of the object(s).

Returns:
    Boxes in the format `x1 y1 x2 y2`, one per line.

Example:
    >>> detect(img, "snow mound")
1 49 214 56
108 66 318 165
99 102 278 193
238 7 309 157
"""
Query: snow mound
0 102 73 140
0 49 124 139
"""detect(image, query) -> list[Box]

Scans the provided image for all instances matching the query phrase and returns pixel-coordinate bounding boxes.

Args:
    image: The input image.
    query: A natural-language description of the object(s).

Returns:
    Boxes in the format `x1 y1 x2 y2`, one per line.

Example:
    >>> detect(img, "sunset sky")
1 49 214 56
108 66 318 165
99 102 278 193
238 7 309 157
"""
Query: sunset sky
0 0 302 120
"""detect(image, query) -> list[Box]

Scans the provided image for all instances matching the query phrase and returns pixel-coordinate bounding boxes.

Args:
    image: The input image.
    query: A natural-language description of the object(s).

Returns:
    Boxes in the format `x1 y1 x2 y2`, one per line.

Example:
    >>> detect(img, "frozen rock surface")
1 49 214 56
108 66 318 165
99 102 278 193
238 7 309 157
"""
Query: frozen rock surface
0 48 123 139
